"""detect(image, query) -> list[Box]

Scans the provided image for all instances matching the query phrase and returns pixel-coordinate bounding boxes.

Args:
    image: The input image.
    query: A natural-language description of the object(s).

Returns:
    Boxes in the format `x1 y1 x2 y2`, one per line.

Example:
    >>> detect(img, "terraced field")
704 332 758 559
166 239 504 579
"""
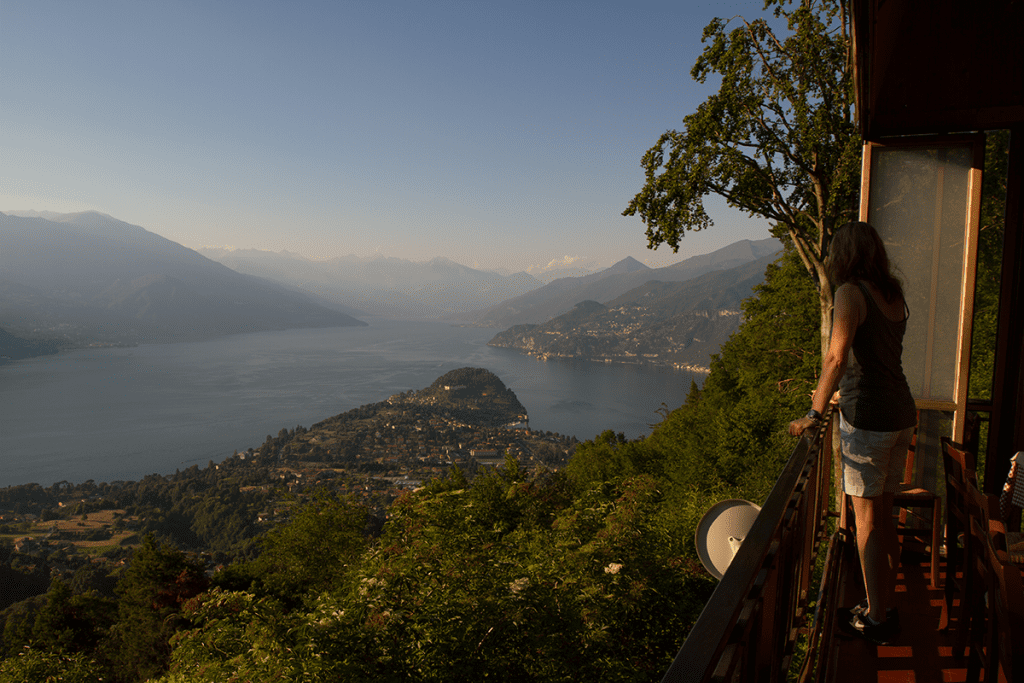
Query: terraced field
27 509 140 551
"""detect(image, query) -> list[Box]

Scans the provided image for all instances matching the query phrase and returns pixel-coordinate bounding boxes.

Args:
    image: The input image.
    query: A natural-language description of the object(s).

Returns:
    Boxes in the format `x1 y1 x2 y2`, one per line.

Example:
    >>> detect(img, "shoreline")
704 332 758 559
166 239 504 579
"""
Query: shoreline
487 344 712 374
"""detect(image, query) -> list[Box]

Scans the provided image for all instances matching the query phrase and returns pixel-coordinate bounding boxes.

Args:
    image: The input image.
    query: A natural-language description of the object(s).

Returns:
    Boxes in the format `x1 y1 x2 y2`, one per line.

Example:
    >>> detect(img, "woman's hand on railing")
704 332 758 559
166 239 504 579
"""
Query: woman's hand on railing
788 416 816 436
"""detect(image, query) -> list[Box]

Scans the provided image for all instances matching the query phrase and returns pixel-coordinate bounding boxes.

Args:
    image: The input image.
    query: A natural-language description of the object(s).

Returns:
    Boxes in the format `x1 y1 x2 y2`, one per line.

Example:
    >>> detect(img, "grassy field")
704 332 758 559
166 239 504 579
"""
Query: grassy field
14 509 142 552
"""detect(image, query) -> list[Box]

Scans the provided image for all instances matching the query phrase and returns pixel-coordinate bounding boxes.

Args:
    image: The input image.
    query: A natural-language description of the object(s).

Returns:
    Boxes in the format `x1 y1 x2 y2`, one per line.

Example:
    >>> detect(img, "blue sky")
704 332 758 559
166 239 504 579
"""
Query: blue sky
1 0 774 273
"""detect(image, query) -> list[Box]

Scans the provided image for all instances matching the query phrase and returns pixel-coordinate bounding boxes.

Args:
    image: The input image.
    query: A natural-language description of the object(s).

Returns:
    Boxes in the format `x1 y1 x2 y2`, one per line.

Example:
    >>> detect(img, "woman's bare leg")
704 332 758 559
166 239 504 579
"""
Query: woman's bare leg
851 492 900 623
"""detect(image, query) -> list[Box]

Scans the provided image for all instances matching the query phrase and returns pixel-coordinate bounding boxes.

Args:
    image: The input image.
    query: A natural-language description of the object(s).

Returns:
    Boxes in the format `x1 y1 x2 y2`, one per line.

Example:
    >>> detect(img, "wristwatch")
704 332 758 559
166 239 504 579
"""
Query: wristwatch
806 409 823 424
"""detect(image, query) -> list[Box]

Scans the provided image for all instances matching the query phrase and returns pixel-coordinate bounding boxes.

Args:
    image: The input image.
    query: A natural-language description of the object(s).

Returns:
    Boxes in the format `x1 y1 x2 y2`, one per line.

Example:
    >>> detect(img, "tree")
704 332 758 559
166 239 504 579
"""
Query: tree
248 490 369 602
29 578 114 656
104 535 208 682
623 0 860 354
968 129 1010 403
566 430 663 490
161 589 295 682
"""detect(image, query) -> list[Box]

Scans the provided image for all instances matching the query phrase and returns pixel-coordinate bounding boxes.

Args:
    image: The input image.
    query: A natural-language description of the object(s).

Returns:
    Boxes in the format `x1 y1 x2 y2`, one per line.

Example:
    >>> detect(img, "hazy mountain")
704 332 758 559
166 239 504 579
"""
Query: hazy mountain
487 250 782 371
0 211 365 345
461 238 781 329
663 237 782 275
525 255 607 283
196 248 543 319
605 252 781 315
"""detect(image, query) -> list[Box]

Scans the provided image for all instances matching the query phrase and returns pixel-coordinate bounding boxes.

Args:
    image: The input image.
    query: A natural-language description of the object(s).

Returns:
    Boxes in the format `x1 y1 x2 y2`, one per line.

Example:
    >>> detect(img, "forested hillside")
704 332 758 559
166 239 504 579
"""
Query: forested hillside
0 246 822 682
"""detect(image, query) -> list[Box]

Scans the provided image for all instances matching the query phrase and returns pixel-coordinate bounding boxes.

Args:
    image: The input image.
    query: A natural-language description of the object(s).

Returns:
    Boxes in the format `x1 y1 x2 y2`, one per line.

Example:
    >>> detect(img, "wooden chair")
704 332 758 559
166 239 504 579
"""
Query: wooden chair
964 485 993 683
940 436 979 648
982 528 1024 683
893 426 942 588
963 486 1009 683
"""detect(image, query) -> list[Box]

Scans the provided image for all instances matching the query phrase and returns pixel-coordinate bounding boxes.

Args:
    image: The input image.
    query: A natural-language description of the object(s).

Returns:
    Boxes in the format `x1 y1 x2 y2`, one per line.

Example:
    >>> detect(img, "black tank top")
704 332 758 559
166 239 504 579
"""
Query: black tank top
838 282 917 431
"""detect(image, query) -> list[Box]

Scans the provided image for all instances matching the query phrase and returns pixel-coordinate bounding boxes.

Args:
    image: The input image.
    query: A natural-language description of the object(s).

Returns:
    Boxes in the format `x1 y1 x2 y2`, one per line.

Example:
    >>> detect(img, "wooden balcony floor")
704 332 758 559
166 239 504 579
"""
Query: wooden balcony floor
832 545 968 683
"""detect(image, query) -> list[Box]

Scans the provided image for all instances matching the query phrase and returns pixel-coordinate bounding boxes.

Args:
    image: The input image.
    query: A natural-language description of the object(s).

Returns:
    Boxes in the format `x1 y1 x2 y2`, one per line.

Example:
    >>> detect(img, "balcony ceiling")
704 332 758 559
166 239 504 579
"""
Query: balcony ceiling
852 0 1024 138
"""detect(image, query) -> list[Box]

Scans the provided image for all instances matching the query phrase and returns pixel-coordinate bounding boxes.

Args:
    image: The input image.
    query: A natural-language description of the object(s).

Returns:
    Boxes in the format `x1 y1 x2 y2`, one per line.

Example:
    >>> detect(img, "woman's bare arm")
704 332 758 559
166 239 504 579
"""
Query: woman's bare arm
788 283 865 436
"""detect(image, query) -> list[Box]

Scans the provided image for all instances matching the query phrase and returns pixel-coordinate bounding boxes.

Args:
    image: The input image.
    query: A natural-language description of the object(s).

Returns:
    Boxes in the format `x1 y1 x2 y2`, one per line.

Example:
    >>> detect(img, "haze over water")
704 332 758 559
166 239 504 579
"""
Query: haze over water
1 319 701 488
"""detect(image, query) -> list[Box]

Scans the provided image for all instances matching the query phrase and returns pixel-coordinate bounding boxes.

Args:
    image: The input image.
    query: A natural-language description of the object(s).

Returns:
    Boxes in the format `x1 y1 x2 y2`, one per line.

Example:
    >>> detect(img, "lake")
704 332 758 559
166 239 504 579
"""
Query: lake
0 319 702 487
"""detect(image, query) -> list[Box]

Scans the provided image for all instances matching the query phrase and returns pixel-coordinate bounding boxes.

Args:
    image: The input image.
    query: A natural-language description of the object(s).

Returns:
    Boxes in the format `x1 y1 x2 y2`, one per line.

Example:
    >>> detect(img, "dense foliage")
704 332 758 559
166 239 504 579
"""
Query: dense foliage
166 467 712 683
968 129 1010 403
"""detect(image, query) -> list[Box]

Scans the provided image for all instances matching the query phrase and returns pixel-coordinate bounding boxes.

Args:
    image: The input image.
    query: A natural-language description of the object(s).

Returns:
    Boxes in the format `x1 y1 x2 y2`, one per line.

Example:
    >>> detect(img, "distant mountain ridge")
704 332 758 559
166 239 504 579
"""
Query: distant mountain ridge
0 211 365 345
461 238 781 329
486 249 782 371
196 247 543 319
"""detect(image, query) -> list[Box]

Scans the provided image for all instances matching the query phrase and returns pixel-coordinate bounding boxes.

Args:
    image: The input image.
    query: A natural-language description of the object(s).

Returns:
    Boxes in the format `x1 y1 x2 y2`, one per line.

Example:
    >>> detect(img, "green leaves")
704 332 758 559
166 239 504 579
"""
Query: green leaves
164 589 294 682
248 490 369 602
0 647 103 683
133 465 709 682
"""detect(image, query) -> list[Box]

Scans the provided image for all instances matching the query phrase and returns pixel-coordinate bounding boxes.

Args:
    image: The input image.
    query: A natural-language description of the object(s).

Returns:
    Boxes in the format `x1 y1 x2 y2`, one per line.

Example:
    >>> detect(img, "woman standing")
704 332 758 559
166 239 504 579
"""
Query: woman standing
788 221 917 645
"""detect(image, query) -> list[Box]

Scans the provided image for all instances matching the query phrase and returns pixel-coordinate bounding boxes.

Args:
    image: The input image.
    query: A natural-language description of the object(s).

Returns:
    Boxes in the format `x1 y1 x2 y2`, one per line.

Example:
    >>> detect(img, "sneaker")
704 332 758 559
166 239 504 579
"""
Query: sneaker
840 612 900 645
841 600 900 628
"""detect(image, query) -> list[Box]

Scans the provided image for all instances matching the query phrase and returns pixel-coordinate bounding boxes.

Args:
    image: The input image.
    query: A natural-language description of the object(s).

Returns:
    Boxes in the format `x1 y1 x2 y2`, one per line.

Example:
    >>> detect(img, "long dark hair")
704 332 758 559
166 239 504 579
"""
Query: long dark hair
827 221 904 303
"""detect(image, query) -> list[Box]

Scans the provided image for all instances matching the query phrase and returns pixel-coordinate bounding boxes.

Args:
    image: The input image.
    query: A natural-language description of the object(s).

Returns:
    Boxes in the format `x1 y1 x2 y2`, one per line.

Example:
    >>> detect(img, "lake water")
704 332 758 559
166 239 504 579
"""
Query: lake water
0 319 702 487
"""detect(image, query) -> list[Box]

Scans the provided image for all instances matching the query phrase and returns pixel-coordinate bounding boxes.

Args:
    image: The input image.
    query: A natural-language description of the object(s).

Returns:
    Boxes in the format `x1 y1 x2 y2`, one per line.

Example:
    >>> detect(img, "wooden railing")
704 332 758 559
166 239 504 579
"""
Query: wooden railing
661 409 840 683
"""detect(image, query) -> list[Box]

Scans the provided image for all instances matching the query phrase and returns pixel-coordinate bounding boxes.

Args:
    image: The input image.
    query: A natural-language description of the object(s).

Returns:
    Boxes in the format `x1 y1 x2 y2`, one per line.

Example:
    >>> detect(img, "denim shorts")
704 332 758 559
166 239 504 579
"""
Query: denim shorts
839 411 915 498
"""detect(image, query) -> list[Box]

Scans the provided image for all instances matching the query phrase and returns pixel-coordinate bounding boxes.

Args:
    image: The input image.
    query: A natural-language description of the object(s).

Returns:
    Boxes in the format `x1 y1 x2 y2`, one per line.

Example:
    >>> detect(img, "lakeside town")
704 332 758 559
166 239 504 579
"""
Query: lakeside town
0 368 576 586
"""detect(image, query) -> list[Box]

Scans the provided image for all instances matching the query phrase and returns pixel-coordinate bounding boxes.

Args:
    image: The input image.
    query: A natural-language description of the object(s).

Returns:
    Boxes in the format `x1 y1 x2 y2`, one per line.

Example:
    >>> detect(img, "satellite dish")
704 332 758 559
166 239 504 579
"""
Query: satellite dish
695 499 762 580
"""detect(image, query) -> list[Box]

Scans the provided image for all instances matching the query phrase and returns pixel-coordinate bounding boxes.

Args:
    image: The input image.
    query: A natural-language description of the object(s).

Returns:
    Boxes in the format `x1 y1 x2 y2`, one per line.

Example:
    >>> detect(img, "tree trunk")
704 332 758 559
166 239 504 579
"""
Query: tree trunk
816 267 834 361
